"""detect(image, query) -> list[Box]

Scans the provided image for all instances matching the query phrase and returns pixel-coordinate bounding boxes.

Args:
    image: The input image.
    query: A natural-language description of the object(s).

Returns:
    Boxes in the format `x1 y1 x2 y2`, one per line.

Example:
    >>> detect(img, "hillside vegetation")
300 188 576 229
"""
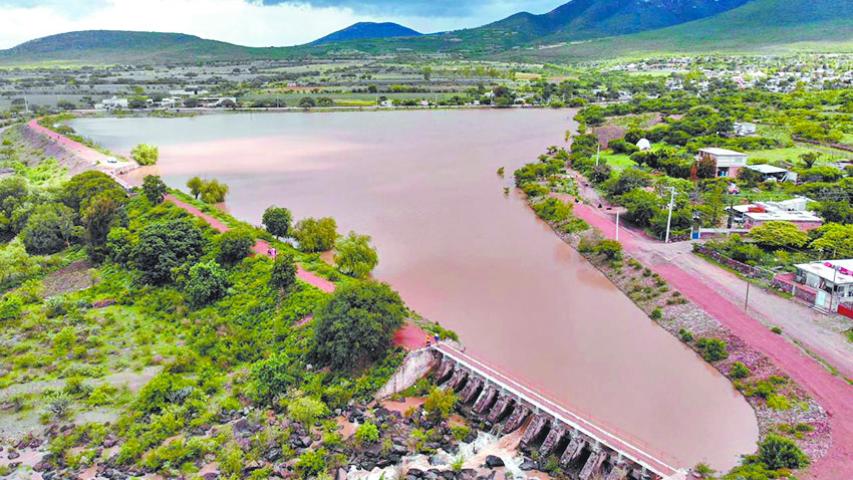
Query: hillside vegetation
0 0 850 65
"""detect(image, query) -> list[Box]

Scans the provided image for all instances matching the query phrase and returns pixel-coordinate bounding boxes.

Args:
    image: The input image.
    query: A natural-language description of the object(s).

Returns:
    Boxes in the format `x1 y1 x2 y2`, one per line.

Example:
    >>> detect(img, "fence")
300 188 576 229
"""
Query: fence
693 245 775 281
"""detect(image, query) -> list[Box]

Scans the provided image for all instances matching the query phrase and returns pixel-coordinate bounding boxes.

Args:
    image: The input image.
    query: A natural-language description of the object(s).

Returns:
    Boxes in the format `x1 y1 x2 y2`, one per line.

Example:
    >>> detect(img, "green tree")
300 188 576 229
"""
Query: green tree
749 221 808 250
186 177 203 200
270 253 298 292
757 434 809 470
262 206 292 238
132 218 206 284
131 144 159 166
334 232 379 279
83 193 125 261
62 171 126 216
621 189 662 227
809 223 853 258
298 97 317 109
311 282 406 370
217 229 255 265
22 203 77 255
185 260 230 308
199 179 229 204
294 217 338 253
141 175 168 204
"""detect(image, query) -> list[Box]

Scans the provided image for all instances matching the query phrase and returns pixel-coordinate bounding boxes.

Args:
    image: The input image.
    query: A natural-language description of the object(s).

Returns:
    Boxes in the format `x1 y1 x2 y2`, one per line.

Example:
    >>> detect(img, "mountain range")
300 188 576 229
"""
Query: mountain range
0 0 850 64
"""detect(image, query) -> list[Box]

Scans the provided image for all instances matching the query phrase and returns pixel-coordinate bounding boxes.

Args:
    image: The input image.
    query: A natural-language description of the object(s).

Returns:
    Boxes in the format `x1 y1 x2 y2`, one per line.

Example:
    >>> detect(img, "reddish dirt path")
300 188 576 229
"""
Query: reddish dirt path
571 199 853 479
164 194 427 348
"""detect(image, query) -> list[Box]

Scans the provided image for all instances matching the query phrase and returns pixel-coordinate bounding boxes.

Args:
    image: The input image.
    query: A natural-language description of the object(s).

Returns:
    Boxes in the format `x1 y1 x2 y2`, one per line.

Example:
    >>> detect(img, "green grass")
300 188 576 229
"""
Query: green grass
748 146 849 167
599 151 637 171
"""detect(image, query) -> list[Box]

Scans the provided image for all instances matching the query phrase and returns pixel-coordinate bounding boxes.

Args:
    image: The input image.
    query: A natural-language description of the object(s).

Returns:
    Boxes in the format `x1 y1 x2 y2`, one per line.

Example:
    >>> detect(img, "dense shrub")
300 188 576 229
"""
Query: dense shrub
22 203 77 255
132 218 206 284
185 261 230 308
250 352 303 405
217 229 255 265
757 434 809 470
696 338 729 362
270 253 298 292
424 387 457 419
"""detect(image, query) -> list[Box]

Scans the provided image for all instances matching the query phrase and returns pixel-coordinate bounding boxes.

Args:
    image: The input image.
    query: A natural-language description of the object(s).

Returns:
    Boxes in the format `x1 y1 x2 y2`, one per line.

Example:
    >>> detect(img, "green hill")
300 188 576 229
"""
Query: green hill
0 30 269 65
0 0 850 65
506 0 853 61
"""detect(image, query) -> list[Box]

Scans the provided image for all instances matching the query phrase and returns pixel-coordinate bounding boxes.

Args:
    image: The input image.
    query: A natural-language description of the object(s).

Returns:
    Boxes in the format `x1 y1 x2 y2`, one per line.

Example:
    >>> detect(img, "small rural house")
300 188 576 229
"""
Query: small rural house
728 197 823 231
793 259 853 314
696 148 748 178
733 122 757 136
745 164 798 183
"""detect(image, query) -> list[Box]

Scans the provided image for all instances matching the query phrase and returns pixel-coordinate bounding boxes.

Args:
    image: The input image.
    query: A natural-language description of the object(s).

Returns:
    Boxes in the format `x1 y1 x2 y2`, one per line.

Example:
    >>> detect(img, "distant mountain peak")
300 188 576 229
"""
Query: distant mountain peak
310 22 422 45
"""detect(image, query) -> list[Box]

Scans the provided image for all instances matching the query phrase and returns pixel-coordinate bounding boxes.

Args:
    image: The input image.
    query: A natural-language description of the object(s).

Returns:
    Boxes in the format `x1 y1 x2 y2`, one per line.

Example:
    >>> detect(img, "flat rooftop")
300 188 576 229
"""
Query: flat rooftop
699 147 747 156
796 259 853 285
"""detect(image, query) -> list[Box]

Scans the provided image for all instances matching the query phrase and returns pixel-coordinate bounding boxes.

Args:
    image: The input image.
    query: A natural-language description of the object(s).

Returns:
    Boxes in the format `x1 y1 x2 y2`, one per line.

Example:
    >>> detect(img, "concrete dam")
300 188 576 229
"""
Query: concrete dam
430 343 686 480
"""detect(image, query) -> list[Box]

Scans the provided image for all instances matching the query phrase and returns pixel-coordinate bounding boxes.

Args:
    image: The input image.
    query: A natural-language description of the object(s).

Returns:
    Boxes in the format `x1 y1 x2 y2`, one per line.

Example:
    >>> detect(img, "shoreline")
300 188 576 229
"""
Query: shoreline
522 164 844 477
15 111 833 476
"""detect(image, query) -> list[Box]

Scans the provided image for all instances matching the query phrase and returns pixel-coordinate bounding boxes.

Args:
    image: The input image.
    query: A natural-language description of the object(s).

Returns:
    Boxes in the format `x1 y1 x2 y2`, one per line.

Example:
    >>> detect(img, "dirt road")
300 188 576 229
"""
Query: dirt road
570 199 853 479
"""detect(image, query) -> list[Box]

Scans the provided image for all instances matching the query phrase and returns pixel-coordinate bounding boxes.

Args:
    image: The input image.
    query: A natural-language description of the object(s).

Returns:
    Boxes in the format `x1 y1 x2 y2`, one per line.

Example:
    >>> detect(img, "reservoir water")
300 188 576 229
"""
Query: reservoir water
71 110 758 470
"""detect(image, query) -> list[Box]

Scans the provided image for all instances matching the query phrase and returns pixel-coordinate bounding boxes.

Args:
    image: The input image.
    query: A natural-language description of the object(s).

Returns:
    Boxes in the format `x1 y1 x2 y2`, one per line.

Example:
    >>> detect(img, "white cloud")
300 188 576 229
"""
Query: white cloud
0 0 362 48
0 0 567 49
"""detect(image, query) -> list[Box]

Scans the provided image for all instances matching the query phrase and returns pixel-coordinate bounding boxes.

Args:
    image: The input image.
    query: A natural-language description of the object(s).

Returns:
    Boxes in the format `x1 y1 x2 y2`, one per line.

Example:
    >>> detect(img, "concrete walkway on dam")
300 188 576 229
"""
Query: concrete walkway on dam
433 342 684 480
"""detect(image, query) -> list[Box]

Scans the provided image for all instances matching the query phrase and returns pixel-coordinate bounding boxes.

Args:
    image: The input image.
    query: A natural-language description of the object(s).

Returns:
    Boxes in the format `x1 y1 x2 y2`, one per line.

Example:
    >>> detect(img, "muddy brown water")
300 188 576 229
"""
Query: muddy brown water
71 110 758 470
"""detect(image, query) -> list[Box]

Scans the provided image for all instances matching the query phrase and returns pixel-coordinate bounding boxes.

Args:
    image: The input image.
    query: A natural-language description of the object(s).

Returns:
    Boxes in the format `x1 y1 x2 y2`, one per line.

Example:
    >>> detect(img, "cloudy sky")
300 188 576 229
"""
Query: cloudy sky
0 0 566 49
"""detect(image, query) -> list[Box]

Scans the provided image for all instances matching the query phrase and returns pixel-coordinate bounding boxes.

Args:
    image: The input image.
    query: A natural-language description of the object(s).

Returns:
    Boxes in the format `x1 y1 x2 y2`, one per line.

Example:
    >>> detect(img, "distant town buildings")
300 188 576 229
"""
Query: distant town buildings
99 96 129 110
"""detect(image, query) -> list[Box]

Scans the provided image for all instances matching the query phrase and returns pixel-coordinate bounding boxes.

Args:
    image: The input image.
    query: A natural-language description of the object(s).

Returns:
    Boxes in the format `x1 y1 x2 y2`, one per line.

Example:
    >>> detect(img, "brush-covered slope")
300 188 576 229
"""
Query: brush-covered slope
311 22 421 45
508 0 853 61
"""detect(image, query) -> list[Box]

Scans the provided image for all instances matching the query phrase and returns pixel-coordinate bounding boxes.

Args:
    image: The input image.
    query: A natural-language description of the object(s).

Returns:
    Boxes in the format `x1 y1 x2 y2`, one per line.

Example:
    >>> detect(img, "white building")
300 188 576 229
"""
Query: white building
99 96 128 110
745 164 798 182
734 122 757 136
728 196 823 231
696 148 749 178
794 259 853 312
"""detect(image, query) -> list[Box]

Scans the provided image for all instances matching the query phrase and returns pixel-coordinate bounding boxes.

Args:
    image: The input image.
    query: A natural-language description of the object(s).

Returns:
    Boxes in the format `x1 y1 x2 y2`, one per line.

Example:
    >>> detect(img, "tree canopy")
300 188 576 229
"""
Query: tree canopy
131 144 159 166
334 232 379 279
131 218 206 284
263 206 293 238
311 281 406 371
749 221 809 249
294 217 338 253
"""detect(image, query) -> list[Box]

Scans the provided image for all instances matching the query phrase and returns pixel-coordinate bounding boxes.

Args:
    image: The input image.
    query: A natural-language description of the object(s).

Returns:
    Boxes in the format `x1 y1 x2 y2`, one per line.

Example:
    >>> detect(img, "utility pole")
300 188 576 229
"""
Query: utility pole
615 210 620 242
744 281 750 312
664 187 677 244
595 143 601 167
